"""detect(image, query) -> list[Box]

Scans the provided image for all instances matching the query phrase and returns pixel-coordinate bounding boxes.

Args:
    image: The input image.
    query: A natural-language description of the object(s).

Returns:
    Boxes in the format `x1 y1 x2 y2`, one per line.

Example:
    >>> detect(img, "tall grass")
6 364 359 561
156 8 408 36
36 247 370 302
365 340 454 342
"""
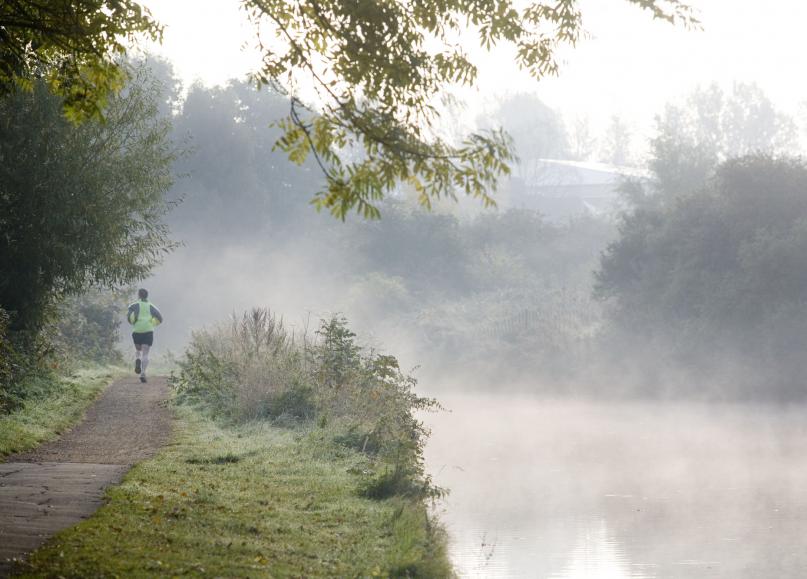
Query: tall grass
173 308 443 500
175 309 308 421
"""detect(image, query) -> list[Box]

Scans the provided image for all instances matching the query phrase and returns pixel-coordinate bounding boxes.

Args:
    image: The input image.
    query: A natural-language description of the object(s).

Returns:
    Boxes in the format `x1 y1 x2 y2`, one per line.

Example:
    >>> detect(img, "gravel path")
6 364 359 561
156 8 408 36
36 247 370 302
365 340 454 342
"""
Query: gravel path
0 376 171 575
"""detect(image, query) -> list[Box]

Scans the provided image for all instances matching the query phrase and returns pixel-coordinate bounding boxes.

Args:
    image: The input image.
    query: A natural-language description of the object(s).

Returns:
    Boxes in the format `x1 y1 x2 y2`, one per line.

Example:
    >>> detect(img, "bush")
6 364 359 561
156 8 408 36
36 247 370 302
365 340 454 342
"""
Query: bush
173 308 442 499
596 155 807 397
0 307 61 414
54 289 125 365
0 308 14 390
1 289 127 415
174 308 306 421
0 307 20 413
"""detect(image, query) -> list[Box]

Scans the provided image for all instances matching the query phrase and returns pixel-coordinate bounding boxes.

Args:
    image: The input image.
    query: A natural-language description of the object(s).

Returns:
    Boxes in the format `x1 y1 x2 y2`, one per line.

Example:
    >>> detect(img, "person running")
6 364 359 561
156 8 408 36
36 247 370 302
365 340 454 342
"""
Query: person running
127 288 163 383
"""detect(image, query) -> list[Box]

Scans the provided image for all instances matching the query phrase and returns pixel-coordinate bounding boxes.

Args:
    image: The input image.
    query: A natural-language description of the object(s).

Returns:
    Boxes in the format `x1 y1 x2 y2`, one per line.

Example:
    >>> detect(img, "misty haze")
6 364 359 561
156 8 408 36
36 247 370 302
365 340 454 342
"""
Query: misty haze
4 1 807 577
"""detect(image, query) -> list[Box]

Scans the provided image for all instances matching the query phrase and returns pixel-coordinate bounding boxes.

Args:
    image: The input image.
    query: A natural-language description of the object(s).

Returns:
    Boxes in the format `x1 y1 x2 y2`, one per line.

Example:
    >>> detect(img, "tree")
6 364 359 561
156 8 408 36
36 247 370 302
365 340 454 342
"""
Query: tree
169 80 325 239
600 115 633 166
485 93 569 181
596 155 807 396
0 66 177 334
251 0 696 218
649 82 797 199
0 0 161 121
3 0 696 218
569 115 596 161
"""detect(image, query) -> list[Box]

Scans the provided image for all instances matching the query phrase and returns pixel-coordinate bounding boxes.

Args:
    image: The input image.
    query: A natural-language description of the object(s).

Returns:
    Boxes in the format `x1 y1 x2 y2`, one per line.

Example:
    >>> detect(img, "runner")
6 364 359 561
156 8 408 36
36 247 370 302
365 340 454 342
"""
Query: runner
127 288 163 383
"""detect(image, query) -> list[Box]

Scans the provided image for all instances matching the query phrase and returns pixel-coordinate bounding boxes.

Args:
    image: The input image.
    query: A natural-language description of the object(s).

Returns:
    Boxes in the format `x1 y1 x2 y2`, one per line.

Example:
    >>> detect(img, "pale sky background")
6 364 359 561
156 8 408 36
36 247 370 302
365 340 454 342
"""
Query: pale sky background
139 0 807 158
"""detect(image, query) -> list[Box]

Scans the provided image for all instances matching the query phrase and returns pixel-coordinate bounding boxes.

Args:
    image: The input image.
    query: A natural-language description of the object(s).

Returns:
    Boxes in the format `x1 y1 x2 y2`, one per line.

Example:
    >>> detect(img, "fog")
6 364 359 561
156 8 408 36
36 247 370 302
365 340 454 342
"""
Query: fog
141 0 807 150
120 51 807 574
425 394 807 577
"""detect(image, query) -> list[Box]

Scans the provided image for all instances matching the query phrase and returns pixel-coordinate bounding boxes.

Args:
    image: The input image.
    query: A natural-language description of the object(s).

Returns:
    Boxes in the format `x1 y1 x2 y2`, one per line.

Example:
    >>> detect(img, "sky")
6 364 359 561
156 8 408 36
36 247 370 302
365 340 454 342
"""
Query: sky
139 0 807 153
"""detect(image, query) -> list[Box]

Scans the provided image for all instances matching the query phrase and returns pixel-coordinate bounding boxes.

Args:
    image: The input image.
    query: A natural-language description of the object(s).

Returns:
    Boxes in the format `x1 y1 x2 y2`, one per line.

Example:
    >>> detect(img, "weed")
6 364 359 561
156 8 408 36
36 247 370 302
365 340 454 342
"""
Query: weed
185 452 242 465
173 309 443 502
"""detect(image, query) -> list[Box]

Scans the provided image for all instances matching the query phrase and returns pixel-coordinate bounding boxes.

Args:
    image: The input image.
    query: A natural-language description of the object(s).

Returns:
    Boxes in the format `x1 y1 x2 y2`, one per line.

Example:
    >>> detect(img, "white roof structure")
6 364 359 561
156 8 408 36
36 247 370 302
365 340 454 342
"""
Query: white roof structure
532 159 651 183
505 158 650 219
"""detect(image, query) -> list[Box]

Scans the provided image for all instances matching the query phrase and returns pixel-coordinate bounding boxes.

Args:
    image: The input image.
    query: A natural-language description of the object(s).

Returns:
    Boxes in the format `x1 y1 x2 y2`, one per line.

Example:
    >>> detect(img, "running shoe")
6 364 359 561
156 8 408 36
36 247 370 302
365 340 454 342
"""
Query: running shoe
140 375 147 383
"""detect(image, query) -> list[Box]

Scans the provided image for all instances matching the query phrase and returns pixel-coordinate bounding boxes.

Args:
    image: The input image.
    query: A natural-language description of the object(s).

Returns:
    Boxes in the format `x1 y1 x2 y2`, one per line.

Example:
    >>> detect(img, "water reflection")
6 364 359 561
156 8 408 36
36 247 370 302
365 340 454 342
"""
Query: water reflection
424 394 807 578
553 518 635 579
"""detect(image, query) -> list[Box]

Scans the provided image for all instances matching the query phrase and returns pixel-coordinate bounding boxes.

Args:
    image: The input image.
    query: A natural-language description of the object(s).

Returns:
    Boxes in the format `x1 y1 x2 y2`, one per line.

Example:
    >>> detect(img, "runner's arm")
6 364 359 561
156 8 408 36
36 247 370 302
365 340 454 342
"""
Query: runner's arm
127 303 138 325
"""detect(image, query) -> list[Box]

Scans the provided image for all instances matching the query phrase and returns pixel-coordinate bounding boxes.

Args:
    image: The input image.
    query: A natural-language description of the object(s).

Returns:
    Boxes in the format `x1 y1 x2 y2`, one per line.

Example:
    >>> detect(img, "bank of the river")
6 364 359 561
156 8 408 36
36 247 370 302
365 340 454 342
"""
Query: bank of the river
0 366 124 459
18 402 451 577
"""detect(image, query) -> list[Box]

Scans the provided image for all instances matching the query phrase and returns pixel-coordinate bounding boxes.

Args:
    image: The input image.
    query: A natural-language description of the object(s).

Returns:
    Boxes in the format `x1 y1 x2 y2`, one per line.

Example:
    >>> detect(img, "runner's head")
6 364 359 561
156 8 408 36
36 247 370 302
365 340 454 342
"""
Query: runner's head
138 288 148 300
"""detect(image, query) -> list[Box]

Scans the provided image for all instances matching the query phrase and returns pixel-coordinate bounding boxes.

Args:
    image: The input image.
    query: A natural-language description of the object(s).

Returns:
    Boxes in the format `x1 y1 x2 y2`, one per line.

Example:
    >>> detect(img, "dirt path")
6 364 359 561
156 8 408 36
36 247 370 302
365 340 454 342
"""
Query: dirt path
0 376 171 575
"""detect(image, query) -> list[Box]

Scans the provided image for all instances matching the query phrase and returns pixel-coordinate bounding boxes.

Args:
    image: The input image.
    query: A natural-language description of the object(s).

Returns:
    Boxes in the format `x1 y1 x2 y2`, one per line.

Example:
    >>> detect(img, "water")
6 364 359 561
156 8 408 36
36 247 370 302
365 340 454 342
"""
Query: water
424 393 807 578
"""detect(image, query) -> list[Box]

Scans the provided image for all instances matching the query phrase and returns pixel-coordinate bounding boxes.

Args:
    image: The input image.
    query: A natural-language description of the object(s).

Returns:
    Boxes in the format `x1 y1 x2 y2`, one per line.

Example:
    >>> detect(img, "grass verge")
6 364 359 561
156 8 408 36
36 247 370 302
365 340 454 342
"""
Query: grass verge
18 403 452 578
0 365 125 459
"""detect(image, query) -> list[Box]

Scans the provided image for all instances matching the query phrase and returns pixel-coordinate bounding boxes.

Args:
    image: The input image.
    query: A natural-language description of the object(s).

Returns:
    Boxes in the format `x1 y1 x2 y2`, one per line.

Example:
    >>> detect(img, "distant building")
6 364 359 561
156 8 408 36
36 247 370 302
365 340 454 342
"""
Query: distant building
504 159 650 220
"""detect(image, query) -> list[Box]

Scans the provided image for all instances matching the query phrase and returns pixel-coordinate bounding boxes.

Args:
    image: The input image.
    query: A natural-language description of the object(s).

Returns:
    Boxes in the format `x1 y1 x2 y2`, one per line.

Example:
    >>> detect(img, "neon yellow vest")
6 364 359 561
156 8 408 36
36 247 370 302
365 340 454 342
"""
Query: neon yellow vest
131 301 157 333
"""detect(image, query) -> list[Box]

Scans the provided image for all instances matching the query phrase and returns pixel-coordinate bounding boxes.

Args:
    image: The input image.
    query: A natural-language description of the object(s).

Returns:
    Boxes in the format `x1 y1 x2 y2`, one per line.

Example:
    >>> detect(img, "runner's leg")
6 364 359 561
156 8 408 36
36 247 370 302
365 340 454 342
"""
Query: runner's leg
134 341 142 374
140 344 150 376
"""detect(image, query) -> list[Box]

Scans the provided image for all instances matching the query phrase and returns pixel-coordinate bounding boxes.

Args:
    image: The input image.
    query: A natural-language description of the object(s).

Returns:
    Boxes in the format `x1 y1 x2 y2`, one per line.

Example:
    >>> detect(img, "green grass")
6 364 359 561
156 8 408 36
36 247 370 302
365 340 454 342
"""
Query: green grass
18 404 453 578
0 365 125 459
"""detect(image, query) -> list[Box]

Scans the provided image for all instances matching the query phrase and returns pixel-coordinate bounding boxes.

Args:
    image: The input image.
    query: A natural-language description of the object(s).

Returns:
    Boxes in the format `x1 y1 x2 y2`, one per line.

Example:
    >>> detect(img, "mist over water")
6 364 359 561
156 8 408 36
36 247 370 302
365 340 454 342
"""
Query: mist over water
424 392 807 578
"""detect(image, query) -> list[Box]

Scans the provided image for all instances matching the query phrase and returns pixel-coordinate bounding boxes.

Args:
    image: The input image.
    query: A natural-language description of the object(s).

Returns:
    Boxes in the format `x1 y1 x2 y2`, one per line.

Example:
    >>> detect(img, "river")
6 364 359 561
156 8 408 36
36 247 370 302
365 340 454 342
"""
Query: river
424 393 807 578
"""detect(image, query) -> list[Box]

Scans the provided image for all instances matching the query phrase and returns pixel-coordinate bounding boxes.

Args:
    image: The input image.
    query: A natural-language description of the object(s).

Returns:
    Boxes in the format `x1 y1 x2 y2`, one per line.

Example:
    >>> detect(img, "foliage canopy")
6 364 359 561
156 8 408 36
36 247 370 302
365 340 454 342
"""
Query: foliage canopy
3 0 696 218
648 82 797 199
247 0 697 217
596 155 807 395
0 0 161 122
0 66 177 333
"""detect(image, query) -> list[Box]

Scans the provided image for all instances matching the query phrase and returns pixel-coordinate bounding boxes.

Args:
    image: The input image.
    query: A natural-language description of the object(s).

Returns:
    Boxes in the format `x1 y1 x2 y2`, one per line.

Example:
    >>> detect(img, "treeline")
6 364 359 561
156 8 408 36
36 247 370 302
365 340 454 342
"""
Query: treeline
6 51 806 403
0 63 177 411
155 63 807 399
144 64 614 385
595 84 807 399
598 155 807 398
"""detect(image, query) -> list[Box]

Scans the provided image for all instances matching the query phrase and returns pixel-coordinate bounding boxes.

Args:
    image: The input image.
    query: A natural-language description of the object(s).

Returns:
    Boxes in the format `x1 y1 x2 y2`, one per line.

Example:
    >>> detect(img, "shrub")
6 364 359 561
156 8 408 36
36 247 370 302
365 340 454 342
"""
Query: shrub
174 308 304 421
0 308 19 413
0 309 14 387
0 307 62 414
174 308 442 499
54 289 125 365
596 155 807 397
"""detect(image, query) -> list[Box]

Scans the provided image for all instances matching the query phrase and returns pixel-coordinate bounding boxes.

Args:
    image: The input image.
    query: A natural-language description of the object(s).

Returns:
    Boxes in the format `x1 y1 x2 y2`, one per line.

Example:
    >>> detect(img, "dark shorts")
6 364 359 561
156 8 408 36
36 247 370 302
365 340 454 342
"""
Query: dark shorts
132 331 154 347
